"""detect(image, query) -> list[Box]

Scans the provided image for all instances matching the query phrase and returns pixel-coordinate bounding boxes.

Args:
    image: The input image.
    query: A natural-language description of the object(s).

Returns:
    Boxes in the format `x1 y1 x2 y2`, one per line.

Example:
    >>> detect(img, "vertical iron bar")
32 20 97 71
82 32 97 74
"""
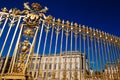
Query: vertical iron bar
100 39 105 80
0 26 12 57
34 22 44 78
112 42 117 76
94 37 98 76
114 43 119 64
113 42 118 79
109 41 115 79
79 33 82 80
52 28 59 79
118 46 120 59
46 27 54 80
87 35 90 80
97 38 102 79
113 42 117 64
58 27 63 80
90 36 94 80
63 29 69 79
65 32 68 78
83 34 86 80
103 40 108 66
36 28 49 78
116 44 120 63
110 42 114 63
70 23 73 80
0 17 8 37
74 33 78 80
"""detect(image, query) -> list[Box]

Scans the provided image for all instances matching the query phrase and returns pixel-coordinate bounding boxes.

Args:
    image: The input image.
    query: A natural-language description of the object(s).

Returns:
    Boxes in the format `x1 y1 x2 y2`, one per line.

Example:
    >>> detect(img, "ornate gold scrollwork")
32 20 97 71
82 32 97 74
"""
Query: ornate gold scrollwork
14 40 31 73
54 18 62 34
1 7 8 12
73 23 79 38
22 2 48 26
64 21 71 36
23 28 35 37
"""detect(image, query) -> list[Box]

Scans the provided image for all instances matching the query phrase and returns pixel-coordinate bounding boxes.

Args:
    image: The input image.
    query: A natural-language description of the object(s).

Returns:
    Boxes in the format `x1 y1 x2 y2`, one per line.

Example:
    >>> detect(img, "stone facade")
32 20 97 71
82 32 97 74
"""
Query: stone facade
29 51 89 80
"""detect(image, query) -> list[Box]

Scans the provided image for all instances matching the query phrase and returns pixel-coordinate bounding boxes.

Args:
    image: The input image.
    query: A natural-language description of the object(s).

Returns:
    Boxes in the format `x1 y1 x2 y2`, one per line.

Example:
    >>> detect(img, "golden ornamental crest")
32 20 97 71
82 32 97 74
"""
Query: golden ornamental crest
23 2 48 26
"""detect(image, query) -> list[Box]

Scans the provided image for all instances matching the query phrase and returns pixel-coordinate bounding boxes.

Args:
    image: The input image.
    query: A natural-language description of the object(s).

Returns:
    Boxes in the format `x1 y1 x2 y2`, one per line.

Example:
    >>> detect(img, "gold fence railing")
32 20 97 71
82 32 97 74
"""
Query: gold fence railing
0 2 120 80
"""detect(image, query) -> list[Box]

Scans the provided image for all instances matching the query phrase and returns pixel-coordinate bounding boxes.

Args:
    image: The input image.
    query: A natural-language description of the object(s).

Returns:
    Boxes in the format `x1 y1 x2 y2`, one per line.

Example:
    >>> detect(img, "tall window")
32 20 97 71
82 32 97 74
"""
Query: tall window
76 64 78 70
54 64 56 69
50 58 52 61
45 64 47 69
32 63 34 69
46 58 48 61
59 64 61 69
36 63 39 69
48 72 51 77
82 57 83 70
49 64 52 69
44 72 46 78
34 72 36 78
55 58 57 61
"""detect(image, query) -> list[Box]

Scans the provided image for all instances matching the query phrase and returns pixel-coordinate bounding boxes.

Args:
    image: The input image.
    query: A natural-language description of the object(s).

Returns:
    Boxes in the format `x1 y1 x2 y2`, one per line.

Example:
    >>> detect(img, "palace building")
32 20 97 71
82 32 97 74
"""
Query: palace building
28 51 89 80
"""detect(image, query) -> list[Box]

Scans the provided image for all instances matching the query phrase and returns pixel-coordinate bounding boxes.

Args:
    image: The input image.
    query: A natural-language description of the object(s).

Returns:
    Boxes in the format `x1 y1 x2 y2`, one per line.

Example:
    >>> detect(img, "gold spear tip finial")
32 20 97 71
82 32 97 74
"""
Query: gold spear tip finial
115 38 118 43
110 35 113 41
86 26 89 33
82 25 85 27
57 18 61 22
105 33 108 39
81 25 86 29
66 20 70 24
95 29 99 32
89 27 93 31
101 31 105 35
74 23 78 27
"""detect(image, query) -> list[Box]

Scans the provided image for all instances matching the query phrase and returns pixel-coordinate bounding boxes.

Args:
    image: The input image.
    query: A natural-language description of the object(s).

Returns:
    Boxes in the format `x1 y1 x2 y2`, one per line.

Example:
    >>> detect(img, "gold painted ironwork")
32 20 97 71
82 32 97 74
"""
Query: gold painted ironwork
0 2 120 80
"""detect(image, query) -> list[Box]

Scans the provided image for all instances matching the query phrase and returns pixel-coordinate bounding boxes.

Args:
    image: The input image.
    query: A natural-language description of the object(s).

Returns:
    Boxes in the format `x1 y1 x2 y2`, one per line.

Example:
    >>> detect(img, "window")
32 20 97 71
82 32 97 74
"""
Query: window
67 64 70 70
34 72 36 77
54 64 56 69
49 64 52 69
31 64 34 69
44 72 46 78
45 64 47 69
46 58 48 61
59 64 61 69
55 58 57 61
48 72 51 77
36 63 39 69
50 58 52 61
76 64 78 69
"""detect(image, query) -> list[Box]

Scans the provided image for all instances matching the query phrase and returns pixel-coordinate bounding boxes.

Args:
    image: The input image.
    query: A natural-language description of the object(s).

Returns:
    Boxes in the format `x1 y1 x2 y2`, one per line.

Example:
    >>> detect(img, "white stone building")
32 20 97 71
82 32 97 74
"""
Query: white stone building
29 51 89 80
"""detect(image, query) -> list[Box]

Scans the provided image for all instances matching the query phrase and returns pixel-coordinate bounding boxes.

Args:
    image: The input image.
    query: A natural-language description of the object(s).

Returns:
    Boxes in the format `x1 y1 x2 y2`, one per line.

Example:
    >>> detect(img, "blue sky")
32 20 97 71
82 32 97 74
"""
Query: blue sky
0 0 120 37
